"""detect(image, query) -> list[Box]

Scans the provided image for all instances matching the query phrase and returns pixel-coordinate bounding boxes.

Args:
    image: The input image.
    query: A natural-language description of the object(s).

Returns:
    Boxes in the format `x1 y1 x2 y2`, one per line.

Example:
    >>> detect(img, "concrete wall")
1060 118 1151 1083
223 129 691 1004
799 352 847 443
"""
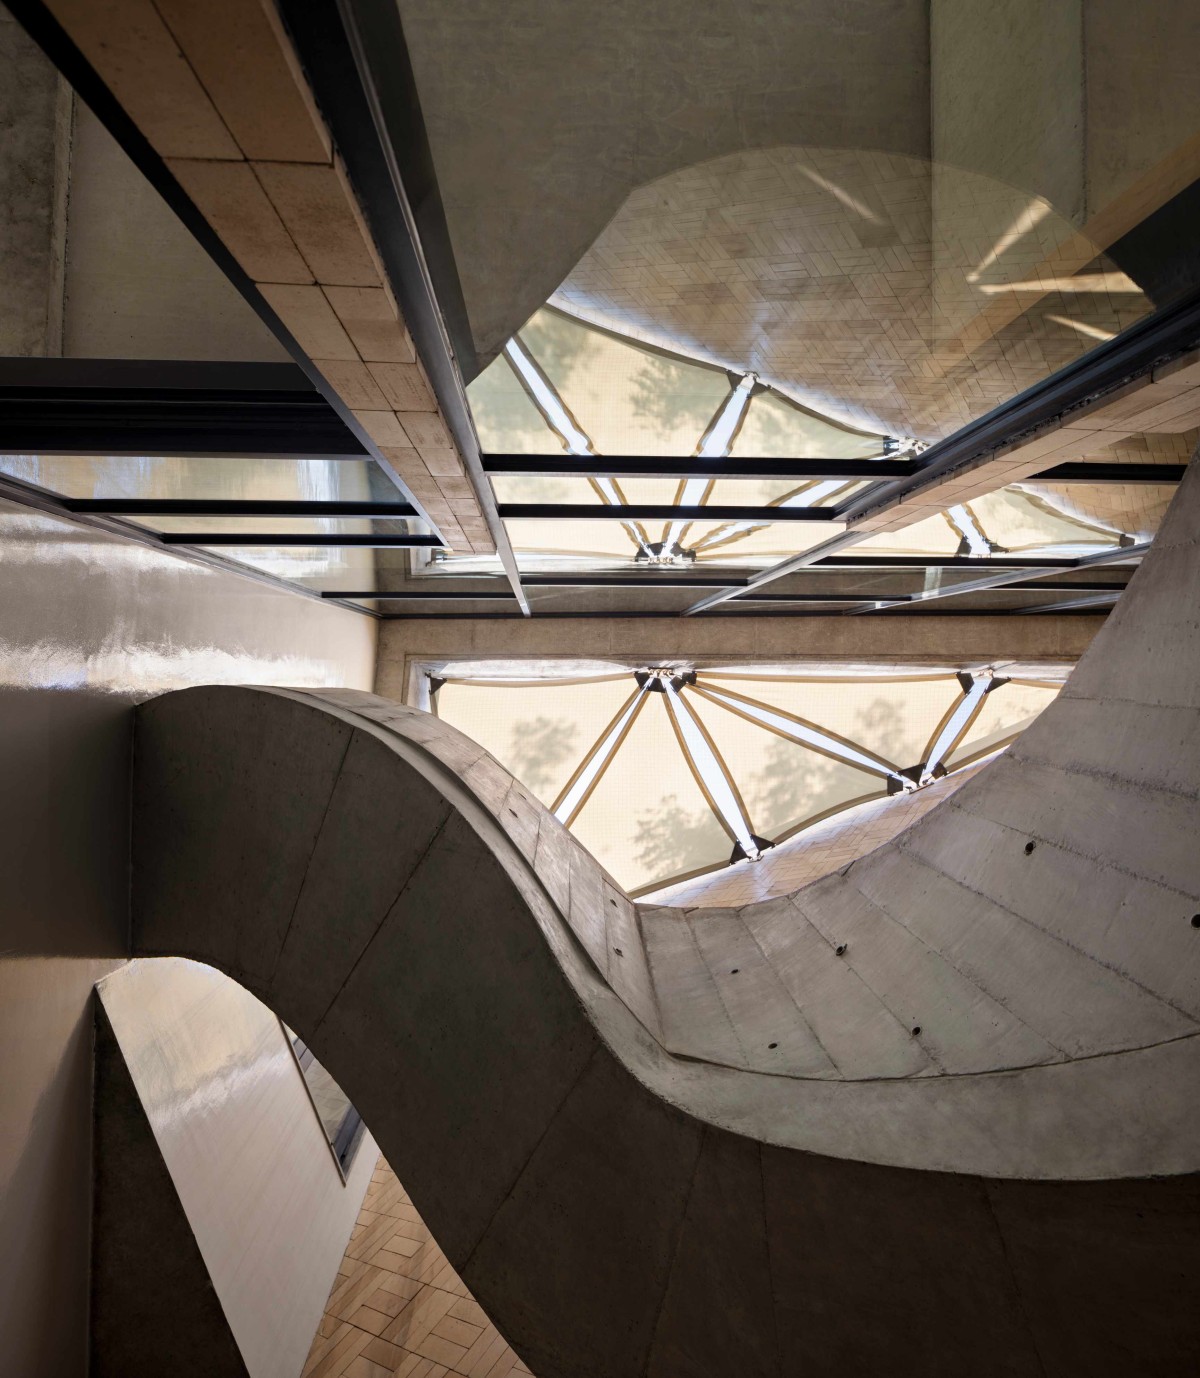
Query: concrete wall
0 2 287 363
375 614 1098 704
0 497 375 1378
0 5 68 355
96 958 376 1378
62 103 288 361
932 0 1200 227
931 0 1085 225
400 0 932 362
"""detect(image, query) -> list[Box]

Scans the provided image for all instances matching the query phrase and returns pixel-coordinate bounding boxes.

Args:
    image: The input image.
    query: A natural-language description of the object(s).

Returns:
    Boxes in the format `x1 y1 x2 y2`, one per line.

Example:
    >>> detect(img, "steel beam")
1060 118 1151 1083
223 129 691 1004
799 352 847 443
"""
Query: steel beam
496 503 839 522
160 533 443 547
482 455 915 480
320 590 516 600
848 544 1150 613
67 499 417 517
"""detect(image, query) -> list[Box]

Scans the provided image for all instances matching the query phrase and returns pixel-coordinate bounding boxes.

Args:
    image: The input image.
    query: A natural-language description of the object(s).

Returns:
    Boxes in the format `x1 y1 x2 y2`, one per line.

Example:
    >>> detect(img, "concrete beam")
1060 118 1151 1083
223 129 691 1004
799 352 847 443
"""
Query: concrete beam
374 613 1098 701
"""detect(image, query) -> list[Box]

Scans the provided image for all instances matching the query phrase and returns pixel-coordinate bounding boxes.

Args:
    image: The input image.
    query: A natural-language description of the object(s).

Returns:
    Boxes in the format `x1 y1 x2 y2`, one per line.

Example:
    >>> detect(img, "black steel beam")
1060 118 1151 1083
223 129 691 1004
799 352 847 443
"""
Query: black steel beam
521 575 750 588
0 372 365 456
66 499 416 517
481 455 1188 484
1028 461 1186 484
161 534 443 547
319 590 517 600
729 592 906 603
1027 591 1125 613
482 455 916 480
813 554 1083 570
497 503 838 522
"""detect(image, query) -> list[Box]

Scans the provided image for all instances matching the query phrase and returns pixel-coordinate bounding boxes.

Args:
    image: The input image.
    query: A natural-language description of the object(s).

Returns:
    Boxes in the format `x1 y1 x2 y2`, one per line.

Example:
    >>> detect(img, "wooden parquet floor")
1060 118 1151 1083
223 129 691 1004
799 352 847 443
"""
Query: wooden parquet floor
301 1156 534 1378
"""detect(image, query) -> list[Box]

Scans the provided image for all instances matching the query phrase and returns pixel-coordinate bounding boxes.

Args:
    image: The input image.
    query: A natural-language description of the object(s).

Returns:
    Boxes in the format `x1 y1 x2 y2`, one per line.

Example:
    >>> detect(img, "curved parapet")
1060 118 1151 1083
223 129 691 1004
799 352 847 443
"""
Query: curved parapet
132 465 1200 1376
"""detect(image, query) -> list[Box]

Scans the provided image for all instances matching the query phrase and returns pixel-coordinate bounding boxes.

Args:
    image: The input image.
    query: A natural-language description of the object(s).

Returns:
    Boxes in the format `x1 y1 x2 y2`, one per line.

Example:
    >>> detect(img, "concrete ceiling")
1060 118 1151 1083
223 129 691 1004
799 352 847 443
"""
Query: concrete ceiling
401 0 1200 440
398 0 930 367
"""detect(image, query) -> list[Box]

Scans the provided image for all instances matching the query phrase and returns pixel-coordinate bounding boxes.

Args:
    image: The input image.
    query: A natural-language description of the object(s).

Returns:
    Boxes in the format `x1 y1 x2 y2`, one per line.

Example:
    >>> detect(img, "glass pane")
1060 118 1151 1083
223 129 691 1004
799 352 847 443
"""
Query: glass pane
683 688 882 840
944 681 1060 766
195 545 380 585
731 389 884 458
700 672 965 770
504 518 644 560
570 695 732 892
127 515 428 537
0 453 398 503
704 477 865 508
518 307 733 455
687 519 844 565
966 487 1129 553
466 352 559 453
1010 480 1172 545
435 677 637 806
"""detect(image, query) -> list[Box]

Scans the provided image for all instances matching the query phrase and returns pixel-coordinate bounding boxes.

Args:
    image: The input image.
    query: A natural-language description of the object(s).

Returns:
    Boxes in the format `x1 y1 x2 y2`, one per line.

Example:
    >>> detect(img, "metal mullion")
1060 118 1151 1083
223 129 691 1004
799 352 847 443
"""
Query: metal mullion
688 680 902 779
921 679 993 775
663 684 759 855
848 542 1151 613
1026 590 1125 613
552 686 648 825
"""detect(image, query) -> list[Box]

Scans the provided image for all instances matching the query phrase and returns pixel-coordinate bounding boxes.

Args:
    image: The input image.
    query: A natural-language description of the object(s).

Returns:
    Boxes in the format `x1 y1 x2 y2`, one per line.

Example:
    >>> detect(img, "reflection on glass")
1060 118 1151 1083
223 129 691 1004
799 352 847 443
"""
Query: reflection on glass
467 304 892 571
285 1026 364 1173
849 480 1163 561
0 454 399 503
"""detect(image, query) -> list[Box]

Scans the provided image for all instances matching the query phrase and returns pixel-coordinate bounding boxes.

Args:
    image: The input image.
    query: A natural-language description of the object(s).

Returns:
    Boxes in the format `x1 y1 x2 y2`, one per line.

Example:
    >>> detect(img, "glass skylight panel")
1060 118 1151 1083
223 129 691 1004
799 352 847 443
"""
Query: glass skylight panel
553 686 647 825
518 307 733 456
942 680 1060 767
729 388 884 458
567 696 732 894
434 664 1057 894
465 349 560 454
849 483 1137 560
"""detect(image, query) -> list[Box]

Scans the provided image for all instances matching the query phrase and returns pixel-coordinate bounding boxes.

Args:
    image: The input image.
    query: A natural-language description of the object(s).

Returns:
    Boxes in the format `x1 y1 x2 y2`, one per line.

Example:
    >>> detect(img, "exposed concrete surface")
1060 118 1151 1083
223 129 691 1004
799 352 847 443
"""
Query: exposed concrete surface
376 614 1099 703
0 497 375 1378
96 958 376 1378
399 0 931 363
62 103 288 361
0 5 68 355
132 452 1200 1375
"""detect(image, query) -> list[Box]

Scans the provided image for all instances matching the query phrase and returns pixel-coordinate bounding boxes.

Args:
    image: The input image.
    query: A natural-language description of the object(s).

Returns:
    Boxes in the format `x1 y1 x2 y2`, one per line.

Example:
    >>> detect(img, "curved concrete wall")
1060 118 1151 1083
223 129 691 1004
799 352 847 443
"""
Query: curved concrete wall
130 461 1200 1374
